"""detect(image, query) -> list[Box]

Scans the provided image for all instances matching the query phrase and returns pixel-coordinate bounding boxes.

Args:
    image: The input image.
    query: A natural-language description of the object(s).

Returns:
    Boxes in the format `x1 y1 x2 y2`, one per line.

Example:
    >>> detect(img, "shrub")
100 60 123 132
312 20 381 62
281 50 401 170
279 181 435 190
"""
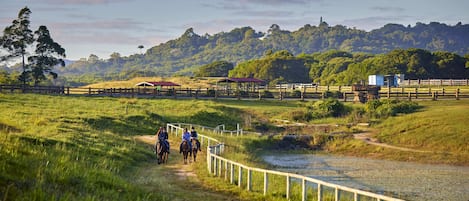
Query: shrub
323 91 344 99
365 99 420 118
310 98 346 118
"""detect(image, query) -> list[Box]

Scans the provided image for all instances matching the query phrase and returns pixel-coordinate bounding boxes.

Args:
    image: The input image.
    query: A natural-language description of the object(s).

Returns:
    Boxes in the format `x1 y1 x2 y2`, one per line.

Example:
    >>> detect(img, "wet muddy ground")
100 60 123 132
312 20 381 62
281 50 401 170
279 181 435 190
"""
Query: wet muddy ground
262 154 469 201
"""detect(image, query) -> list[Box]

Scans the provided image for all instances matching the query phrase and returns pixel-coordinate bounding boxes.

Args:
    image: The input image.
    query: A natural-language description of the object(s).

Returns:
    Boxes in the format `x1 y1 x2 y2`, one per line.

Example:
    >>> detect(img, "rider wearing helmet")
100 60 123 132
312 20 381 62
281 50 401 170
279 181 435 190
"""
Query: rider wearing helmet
156 127 170 154
180 128 192 153
190 127 201 151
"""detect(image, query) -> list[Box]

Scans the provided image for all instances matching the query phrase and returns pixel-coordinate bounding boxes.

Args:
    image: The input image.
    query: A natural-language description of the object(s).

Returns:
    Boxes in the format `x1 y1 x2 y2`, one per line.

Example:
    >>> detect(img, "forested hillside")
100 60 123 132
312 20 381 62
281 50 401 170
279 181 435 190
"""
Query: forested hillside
55 22 469 84
229 49 469 85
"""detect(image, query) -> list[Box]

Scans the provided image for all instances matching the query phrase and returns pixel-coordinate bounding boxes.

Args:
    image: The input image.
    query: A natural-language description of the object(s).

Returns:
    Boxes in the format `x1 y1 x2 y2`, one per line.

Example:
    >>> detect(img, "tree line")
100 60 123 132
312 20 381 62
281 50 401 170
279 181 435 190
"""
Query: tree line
225 49 469 86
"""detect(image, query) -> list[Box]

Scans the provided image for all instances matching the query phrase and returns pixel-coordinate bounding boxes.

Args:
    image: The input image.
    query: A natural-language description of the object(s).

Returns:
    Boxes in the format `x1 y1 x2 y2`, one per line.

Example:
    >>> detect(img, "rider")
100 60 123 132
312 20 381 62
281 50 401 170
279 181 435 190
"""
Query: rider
156 127 170 154
179 128 192 154
190 127 202 151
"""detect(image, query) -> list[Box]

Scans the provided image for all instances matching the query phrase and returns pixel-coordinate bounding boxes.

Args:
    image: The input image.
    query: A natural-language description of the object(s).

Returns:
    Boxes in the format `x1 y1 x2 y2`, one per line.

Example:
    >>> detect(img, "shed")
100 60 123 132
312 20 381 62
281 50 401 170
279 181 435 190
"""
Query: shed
135 81 180 87
217 77 265 92
135 81 181 92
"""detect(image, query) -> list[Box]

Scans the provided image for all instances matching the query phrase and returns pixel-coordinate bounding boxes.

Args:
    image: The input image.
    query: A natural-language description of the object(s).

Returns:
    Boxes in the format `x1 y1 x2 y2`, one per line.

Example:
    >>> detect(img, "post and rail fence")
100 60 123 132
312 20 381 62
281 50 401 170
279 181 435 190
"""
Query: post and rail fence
166 123 405 201
1 84 468 101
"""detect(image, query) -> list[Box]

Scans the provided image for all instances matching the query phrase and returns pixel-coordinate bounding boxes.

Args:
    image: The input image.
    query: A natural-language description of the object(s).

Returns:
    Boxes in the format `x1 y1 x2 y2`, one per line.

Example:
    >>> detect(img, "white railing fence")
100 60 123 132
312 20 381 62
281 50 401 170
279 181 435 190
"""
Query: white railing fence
169 122 262 136
167 123 221 147
168 123 405 201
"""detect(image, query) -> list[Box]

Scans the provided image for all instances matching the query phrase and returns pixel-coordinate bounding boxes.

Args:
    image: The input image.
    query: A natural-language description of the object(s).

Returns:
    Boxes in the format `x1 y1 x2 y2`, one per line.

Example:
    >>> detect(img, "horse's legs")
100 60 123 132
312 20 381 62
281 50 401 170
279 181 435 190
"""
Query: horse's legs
193 150 197 162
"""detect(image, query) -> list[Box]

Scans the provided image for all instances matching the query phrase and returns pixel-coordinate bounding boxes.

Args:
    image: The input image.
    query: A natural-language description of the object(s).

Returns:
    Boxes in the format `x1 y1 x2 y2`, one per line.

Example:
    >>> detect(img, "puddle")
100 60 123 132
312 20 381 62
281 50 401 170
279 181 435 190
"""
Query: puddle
262 154 469 201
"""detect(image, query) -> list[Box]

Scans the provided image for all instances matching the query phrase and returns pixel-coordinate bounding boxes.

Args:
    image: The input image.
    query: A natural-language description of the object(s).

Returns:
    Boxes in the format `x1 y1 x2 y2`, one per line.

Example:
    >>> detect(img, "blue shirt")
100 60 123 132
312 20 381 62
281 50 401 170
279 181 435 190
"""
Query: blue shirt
182 131 191 141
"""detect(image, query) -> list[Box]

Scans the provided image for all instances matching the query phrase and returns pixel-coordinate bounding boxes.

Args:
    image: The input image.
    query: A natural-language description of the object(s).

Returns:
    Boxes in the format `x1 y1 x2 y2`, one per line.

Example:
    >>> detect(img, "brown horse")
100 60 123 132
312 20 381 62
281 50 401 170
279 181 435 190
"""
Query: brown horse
156 140 169 164
191 139 199 162
181 140 191 164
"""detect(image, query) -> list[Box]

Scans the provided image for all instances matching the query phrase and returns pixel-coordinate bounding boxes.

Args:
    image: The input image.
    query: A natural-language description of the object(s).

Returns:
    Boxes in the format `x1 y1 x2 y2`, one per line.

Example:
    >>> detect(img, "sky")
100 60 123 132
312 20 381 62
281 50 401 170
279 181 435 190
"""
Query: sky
1 0 468 61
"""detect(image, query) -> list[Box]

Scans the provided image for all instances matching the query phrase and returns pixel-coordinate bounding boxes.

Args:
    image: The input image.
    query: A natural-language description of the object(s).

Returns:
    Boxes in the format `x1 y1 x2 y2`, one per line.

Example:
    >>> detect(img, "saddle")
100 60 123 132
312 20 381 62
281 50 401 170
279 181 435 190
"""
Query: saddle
158 140 169 154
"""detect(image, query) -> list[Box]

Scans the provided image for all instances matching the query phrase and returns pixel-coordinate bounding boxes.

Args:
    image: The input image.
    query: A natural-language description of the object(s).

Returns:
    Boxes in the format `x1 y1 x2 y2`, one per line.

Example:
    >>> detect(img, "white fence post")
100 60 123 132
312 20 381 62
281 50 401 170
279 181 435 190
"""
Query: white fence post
286 175 291 200
238 166 243 188
302 178 307 201
263 171 268 196
318 183 323 201
207 146 212 172
218 158 222 176
247 168 252 191
224 161 228 180
230 163 235 184
335 187 341 201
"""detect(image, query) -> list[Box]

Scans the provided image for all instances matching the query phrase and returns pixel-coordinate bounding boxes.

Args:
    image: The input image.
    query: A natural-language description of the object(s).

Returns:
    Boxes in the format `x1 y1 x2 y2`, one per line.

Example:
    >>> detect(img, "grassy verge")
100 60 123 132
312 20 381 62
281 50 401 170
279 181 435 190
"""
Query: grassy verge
322 100 469 166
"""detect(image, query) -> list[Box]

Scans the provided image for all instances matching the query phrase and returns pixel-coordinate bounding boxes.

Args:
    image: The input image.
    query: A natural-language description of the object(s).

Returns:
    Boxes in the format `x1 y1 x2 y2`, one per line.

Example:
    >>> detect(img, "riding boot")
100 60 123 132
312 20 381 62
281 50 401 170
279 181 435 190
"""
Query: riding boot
198 141 201 151
179 143 182 154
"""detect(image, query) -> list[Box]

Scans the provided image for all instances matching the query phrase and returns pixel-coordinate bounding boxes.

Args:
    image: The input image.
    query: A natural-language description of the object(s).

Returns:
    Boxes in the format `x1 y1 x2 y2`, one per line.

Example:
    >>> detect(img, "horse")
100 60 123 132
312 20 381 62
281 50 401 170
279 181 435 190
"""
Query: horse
156 140 169 164
181 140 191 164
191 139 199 162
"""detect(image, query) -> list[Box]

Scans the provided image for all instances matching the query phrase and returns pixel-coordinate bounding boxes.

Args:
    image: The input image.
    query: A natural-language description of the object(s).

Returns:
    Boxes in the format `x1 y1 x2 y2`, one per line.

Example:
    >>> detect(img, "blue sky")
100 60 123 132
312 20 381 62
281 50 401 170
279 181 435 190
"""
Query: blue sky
1 0 468 60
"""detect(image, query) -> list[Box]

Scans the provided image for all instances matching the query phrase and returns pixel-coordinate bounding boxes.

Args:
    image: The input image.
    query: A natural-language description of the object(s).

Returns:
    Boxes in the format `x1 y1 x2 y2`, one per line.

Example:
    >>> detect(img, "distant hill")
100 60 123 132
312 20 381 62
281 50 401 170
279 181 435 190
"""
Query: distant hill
59 21 469 82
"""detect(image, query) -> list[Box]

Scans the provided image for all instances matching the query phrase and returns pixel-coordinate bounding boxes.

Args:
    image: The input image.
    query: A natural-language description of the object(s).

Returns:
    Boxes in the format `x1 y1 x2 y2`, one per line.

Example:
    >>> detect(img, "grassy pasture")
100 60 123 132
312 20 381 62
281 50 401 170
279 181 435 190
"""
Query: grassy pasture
1 93 468 200
0 94 295 200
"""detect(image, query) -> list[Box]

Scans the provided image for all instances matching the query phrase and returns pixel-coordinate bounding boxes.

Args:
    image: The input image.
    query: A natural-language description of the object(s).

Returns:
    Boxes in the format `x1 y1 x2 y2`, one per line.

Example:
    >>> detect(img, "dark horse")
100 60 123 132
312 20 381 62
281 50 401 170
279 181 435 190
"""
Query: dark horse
156 140 169 164
191 139 200 162
181 140 191 164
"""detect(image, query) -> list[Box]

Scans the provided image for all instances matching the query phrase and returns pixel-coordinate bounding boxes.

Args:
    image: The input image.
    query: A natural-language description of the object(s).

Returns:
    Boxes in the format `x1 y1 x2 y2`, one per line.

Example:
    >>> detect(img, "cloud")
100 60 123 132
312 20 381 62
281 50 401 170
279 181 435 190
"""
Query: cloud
49 18 149 32
232 10 295 18
236 0 317 5
38 0 132 5
202 0 321 11
371 6 405 12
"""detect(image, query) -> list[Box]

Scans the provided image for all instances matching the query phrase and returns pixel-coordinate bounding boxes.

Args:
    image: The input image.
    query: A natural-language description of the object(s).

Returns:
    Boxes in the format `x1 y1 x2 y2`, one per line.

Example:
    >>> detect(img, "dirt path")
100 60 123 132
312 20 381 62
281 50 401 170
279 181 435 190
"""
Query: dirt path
133 135 239 201
353 131 432 153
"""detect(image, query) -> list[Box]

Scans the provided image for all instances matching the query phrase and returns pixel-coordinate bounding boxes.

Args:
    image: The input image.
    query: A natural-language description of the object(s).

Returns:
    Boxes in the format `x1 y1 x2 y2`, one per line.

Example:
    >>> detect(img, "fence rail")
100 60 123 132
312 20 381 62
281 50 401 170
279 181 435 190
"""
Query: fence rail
167 123 405 201
400 79 469 86
2 84 469 101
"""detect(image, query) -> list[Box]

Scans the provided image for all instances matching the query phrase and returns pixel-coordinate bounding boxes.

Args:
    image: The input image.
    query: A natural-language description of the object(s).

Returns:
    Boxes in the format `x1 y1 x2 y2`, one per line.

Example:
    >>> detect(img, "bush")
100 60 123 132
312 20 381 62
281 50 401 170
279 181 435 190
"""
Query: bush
310 98 346 118
365 99 420 118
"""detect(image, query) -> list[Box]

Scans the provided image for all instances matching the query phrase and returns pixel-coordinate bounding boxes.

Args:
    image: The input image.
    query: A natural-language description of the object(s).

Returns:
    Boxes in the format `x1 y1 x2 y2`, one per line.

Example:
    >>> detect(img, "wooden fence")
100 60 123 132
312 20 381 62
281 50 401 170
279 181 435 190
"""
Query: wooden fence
400 79 469 86
2 84 469 101
167 123 405 201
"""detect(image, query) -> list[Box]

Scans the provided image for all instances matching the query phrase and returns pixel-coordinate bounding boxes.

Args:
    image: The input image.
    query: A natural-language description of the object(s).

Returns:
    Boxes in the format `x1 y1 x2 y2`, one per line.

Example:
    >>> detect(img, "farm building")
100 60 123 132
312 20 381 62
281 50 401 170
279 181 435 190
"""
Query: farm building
135 81 180 89
368 74 404 87
216 77 265 92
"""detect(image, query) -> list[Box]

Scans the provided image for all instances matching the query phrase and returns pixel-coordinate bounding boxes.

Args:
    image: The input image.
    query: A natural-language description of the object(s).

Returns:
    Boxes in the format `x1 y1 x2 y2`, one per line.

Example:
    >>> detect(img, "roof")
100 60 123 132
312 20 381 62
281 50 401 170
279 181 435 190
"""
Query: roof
217 77 265 83
135 81 180 87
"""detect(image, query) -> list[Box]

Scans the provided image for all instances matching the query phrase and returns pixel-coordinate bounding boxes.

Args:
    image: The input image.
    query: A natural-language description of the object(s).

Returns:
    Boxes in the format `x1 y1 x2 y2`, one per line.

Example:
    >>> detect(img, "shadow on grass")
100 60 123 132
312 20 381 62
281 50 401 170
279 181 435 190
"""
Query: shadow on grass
84 112 166 136
18 136 76 148
0 122 21 133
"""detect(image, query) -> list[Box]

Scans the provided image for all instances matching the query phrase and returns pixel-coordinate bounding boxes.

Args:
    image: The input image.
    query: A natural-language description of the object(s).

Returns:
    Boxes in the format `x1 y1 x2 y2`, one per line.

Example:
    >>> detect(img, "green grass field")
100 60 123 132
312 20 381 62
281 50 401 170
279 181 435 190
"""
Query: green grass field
1 93 468 200
0 94 296 200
